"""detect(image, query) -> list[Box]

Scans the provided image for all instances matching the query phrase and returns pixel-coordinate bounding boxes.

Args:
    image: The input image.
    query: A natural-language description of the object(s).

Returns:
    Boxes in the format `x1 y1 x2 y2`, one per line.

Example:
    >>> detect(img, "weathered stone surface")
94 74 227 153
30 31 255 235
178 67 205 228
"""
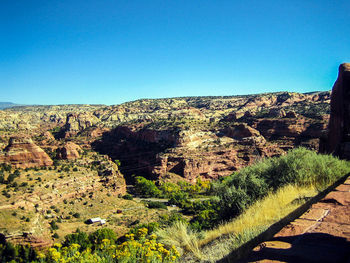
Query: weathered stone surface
95 156 126 195
0 136 53 168
64 113 99 137
56 142 82 160
41 131 55 142
268 108 286 118
321 63 350 159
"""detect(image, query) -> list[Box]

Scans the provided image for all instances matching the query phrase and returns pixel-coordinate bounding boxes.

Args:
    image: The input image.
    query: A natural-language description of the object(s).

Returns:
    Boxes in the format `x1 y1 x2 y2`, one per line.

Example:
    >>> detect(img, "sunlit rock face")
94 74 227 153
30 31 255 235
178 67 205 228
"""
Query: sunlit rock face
0 136 53 168
321 63 350 159
56 142 82 160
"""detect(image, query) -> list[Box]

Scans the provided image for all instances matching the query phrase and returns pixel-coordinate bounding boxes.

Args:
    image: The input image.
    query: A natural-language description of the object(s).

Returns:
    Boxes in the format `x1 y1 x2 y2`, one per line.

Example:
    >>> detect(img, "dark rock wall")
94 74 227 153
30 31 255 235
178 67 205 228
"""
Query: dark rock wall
321 63 350 159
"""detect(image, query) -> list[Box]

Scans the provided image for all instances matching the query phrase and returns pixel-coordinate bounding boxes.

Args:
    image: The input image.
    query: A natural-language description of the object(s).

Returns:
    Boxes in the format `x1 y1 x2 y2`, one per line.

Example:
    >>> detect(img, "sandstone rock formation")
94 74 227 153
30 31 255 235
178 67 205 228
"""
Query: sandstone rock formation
56 142 82 160
321 63 350 159
0 136 53 168
64 113 100 137
95 156 126 195
0 91 331 177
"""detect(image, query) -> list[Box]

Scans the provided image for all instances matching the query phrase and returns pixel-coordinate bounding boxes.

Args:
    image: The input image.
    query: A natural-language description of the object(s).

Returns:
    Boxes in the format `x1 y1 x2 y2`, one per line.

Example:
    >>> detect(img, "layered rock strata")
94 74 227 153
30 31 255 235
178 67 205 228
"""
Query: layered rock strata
0 136 53 168
56 142 82 160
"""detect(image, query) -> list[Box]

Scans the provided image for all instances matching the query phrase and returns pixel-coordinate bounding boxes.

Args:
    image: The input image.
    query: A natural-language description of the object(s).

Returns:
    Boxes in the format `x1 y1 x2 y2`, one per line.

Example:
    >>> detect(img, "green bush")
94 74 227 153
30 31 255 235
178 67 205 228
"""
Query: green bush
63 229 91 251
72 213 80 218
134 176 161 197
49 220 59 230
122 194 133 200
213 148 350 221
88 228 117 246
147 201 167 209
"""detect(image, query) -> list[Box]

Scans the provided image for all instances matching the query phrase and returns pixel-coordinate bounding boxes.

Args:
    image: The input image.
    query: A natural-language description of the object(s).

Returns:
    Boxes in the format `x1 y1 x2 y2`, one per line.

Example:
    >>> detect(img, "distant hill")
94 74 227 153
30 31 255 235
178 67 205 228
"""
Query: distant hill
0 102 18 110
0 102 26 109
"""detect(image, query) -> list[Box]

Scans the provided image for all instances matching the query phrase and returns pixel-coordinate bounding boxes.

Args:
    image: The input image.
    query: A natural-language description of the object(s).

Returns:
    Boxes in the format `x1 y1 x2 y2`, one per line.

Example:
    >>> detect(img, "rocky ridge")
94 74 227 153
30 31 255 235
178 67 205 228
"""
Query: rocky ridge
0 91 330 182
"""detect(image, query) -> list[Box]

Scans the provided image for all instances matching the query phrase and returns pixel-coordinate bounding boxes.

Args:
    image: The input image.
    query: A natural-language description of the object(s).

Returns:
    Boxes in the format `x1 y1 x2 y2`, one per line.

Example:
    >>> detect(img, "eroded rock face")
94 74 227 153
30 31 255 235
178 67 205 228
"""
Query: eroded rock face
64 113 99 137
93 125 284 182
321 63 350 159
56 142 82 160
0 136 53 168
95 156 126 195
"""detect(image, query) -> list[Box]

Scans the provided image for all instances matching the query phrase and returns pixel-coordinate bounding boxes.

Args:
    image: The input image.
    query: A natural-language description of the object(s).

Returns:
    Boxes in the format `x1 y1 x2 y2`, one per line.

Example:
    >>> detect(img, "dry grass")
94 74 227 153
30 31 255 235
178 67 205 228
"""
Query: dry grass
159 185 317 262
156 221 203 259
201 184 316 246
0 161 172 241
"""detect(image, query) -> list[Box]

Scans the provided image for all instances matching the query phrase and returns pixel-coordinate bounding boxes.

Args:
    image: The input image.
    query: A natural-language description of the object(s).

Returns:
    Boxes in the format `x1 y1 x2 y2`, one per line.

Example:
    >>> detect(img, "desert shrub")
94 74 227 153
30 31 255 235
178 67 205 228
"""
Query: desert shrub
88 228 117 246
63 229 91 251
167 191 190 207
122 193 133 200
40 228 180 263
0 241 37 262
159 212 187 227
7 173 16 183
71 212 80 218
1 164 12 172
147 201 167 209
128 222 160 236
49 220 59 230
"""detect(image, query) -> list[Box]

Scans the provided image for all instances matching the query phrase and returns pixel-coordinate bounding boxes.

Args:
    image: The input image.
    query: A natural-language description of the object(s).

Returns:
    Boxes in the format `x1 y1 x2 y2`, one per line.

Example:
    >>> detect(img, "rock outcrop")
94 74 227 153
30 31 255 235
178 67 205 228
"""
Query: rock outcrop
56 142 82 160
321 63 350 159
95 156 126 195
63 113 100 137
0 136 53 168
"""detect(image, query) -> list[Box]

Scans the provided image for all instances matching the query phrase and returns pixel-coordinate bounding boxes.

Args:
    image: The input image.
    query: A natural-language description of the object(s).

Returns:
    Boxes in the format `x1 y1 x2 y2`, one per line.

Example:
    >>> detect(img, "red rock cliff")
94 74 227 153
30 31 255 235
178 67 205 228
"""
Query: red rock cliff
321 63 350 159
0 136 53 168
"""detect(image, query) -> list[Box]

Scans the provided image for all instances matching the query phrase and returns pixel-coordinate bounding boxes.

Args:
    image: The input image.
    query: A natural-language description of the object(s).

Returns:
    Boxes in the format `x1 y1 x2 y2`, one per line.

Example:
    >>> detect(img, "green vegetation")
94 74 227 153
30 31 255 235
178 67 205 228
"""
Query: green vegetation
1 148 348 262
213 147 350 222
0 227 180 263
156 148 350 261
134 176 161 197
146 201 168 209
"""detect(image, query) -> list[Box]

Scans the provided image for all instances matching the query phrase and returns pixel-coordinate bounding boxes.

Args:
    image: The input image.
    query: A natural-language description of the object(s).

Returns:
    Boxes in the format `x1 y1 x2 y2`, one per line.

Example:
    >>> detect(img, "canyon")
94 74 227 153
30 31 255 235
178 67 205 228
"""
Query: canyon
0 91 330 183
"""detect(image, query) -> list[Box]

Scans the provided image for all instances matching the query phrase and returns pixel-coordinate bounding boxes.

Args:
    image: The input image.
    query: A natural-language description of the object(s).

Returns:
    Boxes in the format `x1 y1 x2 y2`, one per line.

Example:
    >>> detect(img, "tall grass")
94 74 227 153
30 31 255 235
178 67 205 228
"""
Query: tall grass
155 221 202 259
214 148 350 220
156 149 350 262
201 185 316 247
164 185 316 262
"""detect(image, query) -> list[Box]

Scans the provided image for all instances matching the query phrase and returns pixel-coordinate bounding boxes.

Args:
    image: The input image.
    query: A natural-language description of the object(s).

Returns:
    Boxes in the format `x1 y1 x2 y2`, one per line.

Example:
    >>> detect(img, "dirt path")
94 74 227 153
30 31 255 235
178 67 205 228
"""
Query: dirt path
242 177 350 263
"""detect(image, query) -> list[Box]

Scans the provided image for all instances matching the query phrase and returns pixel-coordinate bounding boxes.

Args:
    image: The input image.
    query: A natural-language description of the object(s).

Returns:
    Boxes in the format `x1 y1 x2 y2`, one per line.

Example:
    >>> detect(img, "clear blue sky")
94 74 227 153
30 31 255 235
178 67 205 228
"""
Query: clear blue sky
1 0 350 105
